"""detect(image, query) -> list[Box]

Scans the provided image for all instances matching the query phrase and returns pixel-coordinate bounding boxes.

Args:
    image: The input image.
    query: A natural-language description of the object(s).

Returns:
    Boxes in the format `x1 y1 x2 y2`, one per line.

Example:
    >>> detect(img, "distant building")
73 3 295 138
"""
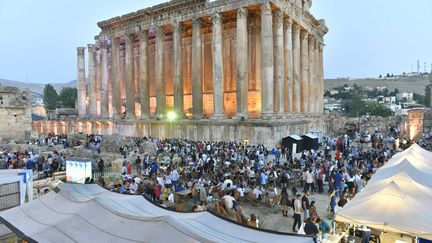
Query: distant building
397 93 414 101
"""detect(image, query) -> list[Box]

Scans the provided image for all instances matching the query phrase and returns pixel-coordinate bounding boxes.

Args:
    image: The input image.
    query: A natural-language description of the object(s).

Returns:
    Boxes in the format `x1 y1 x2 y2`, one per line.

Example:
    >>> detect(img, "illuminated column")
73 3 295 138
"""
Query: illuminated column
308 35 315 113
273 10 284 115
87 44 97 117
212 13 225 119
260 2 274 118
319 43 324 113
111 37 121 119
314 39 320 113
192 18 203 119
292 24 301 113
76 47 86 117
125 33 136 119
99 45 109 118
283 17 293 112
300 30 309 113
155 26 165 117
173 22 184 117
139 30 150 119
235 7 249 119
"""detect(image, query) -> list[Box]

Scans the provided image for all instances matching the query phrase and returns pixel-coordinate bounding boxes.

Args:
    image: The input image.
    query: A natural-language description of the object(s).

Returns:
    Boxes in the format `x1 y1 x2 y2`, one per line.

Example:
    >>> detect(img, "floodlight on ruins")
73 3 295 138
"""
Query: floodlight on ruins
166 111 177 121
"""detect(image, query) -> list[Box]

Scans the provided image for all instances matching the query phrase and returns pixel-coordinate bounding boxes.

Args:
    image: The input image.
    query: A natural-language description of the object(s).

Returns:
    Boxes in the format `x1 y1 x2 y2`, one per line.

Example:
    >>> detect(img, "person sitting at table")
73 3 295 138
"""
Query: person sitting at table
247 213 260 228
316 217 331 234
252 186 263 201
235 207 248 225
222 191 238 211
175 183 186 192
162 184 172 200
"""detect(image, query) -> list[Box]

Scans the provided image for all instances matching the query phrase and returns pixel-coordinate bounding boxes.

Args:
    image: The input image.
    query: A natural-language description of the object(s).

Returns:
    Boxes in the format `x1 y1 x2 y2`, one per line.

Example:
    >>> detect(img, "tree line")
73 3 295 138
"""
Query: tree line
43 84 77 110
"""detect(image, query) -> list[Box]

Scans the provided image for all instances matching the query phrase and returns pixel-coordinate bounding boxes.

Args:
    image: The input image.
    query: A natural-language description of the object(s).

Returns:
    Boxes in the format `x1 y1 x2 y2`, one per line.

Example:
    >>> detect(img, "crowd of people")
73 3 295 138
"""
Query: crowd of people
103 125 412 239
1 126 423 239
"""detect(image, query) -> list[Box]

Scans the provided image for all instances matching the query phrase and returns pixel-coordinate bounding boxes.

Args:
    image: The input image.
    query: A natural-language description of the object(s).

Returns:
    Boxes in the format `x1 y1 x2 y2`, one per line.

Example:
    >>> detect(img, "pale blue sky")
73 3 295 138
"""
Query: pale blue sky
0 0 431 83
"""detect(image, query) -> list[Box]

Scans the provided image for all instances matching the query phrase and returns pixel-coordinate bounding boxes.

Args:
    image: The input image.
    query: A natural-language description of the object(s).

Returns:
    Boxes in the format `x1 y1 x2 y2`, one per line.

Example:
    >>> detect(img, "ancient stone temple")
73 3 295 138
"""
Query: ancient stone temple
34 0 328 146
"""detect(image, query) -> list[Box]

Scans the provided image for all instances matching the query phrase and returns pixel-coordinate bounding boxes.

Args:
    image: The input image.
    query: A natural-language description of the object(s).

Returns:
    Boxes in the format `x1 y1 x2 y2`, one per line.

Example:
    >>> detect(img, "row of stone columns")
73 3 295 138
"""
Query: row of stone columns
76 2 324 120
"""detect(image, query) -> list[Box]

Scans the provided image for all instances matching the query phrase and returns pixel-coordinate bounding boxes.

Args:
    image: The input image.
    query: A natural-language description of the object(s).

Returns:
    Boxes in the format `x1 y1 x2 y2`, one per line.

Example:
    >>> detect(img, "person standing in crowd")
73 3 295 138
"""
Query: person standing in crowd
279 187 290 217
292 194 302 232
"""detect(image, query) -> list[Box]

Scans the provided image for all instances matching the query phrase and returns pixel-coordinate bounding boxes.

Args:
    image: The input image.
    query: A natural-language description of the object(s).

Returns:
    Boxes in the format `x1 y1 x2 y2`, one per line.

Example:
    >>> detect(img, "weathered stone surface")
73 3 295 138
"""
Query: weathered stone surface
67 133 87 146
0 87 32 141
100 135 133 152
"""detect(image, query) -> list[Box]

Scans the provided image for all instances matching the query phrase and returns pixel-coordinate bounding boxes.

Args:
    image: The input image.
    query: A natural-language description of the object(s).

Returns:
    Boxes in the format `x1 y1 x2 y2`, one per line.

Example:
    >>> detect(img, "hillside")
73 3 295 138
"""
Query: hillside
0 79 76 95
324 75 429 94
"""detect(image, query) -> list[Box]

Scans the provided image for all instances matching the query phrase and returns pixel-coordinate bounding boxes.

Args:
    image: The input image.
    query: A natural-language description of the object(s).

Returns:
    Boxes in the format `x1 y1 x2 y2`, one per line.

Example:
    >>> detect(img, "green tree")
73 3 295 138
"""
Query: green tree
413 92 426 105
347 95 365 117
365 102 393 117
58 87 78 108
43 84 58 110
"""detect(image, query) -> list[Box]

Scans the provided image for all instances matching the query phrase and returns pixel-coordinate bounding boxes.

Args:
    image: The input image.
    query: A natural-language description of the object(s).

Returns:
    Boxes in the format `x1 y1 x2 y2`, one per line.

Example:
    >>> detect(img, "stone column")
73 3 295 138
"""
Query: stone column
300 30 309 113
139 30 150 119
211 13 225 119
192 18 203 119
99 45 109 118
125 33 136 119
235 7 249 119
111 37 121 119
319 43 324 113
155 26 165 117
314 39 320 113
94 45 101 116
173 22 184 117
273 10 284 115
260 2 274 118
283 17 293 113
87 44 97 117
76 47 86 117
292 24 301 113
308 36 315 113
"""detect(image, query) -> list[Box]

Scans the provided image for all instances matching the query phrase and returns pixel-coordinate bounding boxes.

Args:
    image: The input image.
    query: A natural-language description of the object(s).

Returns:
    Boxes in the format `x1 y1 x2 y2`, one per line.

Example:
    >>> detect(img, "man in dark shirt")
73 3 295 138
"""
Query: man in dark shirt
304 217 319 236
302 190 310 219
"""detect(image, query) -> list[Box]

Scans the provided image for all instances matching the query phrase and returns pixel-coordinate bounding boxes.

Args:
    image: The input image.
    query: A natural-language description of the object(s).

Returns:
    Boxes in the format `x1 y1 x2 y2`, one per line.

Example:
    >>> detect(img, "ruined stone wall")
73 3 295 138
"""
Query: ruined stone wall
33 114 325 147
0 87 32 142
324 114 407 137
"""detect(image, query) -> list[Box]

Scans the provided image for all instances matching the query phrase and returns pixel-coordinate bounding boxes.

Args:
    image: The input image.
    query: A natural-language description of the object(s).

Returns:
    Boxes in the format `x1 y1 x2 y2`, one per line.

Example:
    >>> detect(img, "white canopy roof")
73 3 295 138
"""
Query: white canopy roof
336 182 432 240
336 144 432 240
0 183 313 243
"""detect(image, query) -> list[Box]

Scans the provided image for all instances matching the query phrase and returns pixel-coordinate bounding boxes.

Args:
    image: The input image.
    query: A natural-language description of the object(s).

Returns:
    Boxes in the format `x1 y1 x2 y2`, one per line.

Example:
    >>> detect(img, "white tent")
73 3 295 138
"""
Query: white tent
385 144 432 171
366 158 432 188
336 144 432 240
0 183 313 243
336 181 432 240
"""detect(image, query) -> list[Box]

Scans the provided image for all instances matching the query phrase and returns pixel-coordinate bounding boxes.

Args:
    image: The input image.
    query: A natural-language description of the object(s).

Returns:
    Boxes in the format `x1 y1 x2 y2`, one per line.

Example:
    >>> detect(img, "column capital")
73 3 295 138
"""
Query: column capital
237 7 248 19
77 47 86 54
155 25 165 36
138 29 149 39
212 12 222 24
172 21 183 33
293 23 301 32
300 30 309 40
284 16 293 27
261 2 272 15
87 44 95 51
308 35 315 44
124 33 134 45
192 17 203 27
273 9 283 19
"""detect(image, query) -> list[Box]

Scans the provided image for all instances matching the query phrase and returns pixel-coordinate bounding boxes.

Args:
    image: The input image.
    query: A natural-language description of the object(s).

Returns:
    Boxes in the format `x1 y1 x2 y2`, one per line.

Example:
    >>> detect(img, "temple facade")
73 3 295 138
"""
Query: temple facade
35 0 329 146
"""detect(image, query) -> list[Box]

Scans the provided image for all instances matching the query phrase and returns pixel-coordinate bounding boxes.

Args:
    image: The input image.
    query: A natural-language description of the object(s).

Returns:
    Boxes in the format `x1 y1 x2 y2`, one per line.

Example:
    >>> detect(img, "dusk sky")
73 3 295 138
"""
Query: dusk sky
0 0 431 83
